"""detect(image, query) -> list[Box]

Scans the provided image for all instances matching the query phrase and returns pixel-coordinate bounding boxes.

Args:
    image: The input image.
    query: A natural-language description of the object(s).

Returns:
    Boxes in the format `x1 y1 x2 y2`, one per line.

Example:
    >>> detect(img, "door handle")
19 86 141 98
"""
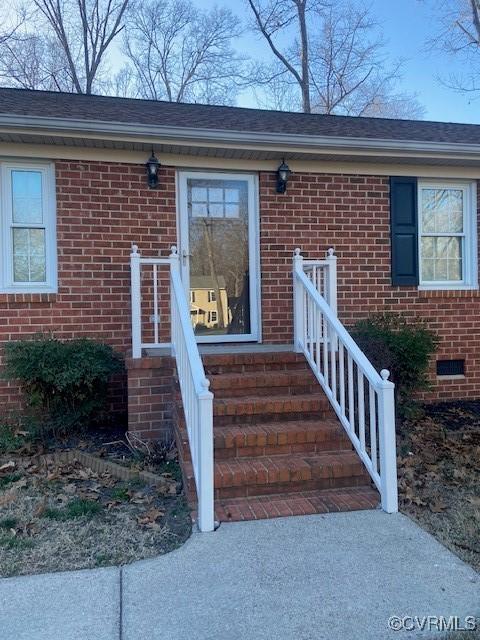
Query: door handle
182 249 192 266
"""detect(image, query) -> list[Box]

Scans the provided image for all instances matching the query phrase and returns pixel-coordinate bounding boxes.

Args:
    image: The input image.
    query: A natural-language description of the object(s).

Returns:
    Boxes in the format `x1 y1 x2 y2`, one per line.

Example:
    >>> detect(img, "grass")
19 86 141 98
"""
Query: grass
0 452 191 577
0 473 22 490
110 486 130 502
0 534 34 551
157 460 183 483
0 517 18 530
44 499 102 521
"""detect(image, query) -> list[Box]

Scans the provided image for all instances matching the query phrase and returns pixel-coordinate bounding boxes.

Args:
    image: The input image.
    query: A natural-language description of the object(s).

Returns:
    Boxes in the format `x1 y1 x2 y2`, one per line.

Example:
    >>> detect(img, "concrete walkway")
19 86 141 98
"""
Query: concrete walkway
1 511 478 639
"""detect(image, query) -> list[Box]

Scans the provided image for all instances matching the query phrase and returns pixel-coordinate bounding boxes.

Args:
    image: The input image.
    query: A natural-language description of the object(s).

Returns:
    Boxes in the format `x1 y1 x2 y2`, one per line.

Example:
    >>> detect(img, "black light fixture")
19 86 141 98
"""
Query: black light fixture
146 150 160 188
276 158 291 194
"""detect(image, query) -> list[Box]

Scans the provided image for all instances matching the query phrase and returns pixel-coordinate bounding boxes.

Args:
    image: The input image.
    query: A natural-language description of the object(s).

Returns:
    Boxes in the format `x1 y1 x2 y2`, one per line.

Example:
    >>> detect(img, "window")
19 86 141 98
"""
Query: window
190 290 196 303
208 290 216 302
1 163 57 293
208 311 217 323
418 181 477 289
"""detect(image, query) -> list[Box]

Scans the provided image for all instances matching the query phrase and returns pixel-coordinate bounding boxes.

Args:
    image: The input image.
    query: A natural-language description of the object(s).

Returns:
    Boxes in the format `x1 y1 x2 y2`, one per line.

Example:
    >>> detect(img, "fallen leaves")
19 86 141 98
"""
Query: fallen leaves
397 402 479 571
0 461 16 474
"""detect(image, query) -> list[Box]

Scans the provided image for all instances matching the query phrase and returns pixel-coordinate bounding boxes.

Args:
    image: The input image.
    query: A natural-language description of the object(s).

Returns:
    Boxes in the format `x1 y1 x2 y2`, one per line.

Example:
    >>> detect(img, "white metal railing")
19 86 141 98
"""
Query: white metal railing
130 245 214 532
293 248 398 513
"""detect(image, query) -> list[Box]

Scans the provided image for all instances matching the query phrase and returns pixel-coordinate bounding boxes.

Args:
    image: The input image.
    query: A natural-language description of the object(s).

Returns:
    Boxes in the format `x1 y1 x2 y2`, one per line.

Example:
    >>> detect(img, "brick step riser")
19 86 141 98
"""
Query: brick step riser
204 362 309 375
212 410 331 426
214 476 371 499
185 475 370 501
176 437 353 462
210 384 318 398
173 384 318 401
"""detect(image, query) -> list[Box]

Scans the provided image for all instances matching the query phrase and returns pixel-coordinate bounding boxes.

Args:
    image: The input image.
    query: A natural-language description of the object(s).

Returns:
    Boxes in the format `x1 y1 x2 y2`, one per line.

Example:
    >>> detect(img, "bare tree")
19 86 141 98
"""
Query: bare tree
0 0 131 94
122 0 244 104
0 32 77 91
247 0 423 117
427 0 480 94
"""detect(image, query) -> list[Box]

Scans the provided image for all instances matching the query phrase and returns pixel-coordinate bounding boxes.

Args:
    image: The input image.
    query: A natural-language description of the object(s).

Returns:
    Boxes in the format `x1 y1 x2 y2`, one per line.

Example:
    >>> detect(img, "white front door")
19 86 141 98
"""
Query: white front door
178 171 260 343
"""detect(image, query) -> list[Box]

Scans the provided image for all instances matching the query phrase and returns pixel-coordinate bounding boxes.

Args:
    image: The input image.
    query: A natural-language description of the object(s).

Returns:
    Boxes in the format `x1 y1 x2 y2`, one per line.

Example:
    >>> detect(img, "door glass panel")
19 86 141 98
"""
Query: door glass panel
187 177 250 337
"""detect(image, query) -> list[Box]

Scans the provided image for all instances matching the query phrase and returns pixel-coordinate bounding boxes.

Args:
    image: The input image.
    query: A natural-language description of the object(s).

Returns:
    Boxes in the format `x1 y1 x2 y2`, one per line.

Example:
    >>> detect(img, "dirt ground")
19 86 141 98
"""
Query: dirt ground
397 401 480 573
0 428 191 577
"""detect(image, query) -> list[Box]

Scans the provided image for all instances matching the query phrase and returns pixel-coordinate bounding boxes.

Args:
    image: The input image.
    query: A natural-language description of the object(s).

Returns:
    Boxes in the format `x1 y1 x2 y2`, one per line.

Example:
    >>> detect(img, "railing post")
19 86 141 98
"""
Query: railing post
378 370 398 513
197 379 215 533
169 246 180 356
130 244 142 359
293 248 304 353
325 247 337 315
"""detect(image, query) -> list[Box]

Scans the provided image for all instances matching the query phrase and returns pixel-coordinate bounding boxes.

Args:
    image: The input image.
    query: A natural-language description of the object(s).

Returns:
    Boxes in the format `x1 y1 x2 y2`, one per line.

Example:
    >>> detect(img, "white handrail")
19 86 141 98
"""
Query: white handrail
130 245 214 532
293 248 398 513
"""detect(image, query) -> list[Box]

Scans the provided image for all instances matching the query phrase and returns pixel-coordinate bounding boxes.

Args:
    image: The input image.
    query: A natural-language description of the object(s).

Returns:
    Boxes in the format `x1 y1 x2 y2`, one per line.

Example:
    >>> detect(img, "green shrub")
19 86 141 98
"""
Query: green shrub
3 336 124 436
351 313 438 413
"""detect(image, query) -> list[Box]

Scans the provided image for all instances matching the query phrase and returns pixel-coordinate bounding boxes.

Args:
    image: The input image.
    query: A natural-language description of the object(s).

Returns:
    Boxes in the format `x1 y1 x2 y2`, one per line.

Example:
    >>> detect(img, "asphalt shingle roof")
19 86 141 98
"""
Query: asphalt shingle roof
0 87 479 145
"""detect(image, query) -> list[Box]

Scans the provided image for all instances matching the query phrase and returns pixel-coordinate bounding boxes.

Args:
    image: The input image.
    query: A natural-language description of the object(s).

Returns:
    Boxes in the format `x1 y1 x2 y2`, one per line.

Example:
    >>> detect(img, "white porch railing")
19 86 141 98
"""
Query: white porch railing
293 248 398 513
130 245 214 532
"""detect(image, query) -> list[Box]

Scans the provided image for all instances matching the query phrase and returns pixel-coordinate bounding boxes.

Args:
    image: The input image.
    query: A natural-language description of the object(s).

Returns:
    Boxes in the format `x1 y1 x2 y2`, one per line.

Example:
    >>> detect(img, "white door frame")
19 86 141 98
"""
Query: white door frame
177 170 261 344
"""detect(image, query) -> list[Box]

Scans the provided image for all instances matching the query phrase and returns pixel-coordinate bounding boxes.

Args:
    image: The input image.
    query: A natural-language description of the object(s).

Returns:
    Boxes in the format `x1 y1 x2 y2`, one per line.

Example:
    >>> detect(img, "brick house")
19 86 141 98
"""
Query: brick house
1 87 479 530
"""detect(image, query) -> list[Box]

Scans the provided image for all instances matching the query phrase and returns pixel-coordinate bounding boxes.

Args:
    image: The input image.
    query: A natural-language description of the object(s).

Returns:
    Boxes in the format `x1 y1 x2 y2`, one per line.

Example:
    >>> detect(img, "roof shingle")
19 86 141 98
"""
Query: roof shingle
0 87 479 145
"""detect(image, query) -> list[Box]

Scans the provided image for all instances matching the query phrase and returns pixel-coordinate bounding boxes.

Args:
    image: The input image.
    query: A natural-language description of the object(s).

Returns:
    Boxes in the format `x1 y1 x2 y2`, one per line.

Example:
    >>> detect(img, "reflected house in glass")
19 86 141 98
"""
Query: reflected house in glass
189 276 231 332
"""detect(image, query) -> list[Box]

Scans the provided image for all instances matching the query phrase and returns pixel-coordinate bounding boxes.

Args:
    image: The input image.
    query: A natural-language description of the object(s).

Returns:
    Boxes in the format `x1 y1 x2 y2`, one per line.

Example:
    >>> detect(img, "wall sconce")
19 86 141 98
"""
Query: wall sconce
276 159 291 194
146 151 160 189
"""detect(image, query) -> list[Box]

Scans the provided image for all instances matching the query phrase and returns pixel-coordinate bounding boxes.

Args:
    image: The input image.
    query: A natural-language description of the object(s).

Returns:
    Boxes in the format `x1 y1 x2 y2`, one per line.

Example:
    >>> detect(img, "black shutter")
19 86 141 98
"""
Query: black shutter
390 176 419 286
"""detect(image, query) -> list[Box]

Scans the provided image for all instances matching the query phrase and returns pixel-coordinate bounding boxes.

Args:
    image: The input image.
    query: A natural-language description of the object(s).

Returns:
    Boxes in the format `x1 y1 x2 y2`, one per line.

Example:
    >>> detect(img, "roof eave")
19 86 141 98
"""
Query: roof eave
1 114 480 160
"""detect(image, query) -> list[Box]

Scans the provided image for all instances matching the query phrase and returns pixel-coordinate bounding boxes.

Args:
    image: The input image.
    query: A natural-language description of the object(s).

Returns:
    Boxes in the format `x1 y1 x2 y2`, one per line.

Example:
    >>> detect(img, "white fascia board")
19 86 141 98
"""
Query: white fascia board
1 114 480 159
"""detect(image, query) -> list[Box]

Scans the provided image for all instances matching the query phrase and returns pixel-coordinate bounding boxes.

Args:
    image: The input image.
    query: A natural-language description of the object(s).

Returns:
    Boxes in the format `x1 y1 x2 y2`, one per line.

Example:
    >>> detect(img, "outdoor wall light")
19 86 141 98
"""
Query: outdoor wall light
146 151 160 188
276 159 291 194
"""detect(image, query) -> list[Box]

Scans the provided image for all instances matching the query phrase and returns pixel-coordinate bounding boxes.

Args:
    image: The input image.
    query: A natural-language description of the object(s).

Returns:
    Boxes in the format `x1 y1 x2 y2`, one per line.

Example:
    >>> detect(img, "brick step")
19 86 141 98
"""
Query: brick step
175 420 353 462
184 451 370 500
212 394 332 426
202 351 308 375
212 487 380 522
207 369 318 398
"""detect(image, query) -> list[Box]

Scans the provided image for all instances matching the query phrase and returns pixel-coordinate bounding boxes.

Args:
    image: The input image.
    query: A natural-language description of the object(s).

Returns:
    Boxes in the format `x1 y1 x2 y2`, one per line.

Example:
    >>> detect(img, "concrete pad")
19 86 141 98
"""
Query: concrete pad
0 566 120 640
122 511 479 640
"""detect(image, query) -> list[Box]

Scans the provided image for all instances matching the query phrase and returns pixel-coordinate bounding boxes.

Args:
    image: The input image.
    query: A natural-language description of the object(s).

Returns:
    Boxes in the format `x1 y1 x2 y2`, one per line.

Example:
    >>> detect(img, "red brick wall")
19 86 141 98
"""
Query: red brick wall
1 161 478 428
0 160 177 417
259 171 480 400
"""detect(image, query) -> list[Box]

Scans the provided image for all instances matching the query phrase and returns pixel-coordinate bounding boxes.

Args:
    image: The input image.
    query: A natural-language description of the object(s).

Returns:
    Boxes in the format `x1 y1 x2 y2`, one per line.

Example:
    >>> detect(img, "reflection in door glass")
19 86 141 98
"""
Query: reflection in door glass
187 178 250 337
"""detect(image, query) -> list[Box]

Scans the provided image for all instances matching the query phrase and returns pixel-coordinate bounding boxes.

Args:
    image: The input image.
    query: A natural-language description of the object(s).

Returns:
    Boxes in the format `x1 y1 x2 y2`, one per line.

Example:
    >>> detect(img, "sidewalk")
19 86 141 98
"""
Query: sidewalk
1 511 478 639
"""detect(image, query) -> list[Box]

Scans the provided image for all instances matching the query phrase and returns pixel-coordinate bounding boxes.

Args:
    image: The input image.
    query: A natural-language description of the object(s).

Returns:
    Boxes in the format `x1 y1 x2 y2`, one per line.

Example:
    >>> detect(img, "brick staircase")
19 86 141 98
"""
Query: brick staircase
174 351 379 523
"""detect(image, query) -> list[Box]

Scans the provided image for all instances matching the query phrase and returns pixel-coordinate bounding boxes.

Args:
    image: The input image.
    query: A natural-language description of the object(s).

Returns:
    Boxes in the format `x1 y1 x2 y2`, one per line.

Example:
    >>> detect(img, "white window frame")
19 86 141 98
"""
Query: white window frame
418 180 478 291
208 289 216 303
0 161 57 294
208 310 217 323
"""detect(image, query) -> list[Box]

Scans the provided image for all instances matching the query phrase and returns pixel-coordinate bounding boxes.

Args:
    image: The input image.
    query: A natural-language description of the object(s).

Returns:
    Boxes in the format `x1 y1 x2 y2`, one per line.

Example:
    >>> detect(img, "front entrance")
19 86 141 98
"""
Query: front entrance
178 171 260 343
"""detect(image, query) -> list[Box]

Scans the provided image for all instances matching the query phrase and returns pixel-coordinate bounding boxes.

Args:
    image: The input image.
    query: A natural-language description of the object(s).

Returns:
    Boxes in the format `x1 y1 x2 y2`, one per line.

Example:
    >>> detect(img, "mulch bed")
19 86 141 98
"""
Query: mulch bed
397 401 480 573
0 427 191 577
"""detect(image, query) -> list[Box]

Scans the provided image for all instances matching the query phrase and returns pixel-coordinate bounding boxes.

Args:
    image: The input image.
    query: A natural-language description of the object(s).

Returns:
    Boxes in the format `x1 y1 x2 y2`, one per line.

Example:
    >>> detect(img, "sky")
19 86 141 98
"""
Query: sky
193 0 480 124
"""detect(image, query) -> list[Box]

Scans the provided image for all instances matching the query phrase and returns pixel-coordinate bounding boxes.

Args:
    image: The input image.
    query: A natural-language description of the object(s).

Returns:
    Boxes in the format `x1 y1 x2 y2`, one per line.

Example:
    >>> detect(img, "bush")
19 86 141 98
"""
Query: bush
351 313 438 413
3 336 124 436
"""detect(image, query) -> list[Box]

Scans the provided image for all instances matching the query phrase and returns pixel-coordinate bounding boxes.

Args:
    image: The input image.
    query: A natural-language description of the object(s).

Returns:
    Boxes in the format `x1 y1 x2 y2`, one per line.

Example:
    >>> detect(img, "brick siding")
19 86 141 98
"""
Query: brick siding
0 160 478 438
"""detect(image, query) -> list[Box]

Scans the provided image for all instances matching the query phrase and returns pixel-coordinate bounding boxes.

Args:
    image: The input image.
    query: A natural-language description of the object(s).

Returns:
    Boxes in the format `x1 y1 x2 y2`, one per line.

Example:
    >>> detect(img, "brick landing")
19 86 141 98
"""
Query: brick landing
175 351 380 524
